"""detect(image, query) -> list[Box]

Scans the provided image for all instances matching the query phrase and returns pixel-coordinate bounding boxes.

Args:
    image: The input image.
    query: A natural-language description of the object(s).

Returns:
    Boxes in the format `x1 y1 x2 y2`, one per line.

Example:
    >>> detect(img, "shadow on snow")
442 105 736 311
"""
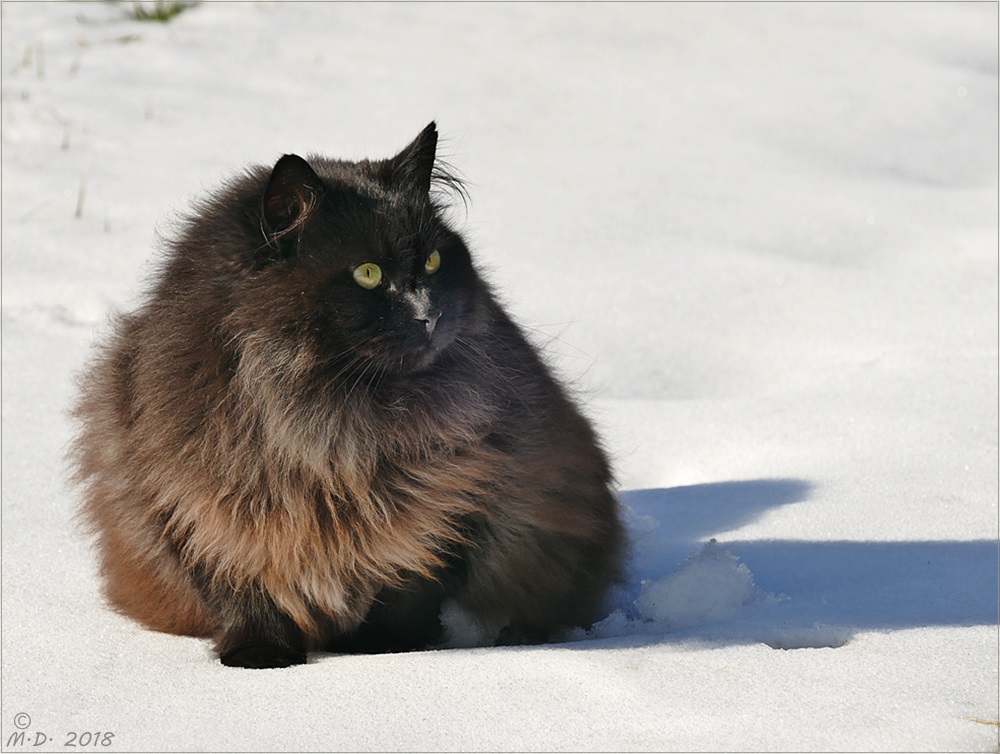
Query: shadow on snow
583 479 999 648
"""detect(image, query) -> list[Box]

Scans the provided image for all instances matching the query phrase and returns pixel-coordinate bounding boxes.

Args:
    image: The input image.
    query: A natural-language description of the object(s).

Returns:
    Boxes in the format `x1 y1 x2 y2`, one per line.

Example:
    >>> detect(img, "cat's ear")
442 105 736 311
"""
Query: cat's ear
261 154 322 257
384 122 438 196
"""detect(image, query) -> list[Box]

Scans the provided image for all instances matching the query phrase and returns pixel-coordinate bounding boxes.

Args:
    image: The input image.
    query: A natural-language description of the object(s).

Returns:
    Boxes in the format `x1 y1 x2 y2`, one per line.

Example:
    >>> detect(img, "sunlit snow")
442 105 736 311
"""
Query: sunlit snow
2 2 997 752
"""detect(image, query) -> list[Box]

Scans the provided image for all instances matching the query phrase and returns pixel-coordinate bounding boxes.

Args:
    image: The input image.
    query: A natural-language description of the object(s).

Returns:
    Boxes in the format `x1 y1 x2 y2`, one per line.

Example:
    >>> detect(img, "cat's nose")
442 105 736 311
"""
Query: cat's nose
416 309 442 336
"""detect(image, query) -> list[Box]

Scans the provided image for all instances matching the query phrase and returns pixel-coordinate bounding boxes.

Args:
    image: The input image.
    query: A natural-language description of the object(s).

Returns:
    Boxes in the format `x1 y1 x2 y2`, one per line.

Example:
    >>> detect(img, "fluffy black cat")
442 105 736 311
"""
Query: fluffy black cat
71 122 625 668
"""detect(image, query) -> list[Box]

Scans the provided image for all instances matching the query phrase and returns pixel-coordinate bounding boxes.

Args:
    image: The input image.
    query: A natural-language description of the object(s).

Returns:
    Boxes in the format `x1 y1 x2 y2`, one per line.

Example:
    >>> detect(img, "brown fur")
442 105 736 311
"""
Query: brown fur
71 123 625 666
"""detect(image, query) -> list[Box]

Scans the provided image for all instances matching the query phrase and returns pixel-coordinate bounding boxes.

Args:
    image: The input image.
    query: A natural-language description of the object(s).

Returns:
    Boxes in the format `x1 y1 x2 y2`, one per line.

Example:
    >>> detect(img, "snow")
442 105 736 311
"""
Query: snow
633 540 761 630
2 1 997 751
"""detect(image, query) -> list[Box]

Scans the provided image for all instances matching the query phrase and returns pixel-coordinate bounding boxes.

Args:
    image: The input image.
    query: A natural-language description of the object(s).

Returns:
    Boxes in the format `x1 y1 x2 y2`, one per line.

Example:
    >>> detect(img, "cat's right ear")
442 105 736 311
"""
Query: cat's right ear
260 154 323 259
383 122 438 197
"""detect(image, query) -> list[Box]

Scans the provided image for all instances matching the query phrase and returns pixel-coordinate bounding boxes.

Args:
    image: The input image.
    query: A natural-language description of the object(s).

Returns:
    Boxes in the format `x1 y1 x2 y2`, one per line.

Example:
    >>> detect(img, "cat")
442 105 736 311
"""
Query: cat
70 122 626 668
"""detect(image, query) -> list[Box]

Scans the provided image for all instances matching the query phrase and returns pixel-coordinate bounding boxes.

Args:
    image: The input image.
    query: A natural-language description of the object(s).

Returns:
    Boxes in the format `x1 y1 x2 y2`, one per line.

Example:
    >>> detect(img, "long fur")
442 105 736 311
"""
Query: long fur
71 123 625 666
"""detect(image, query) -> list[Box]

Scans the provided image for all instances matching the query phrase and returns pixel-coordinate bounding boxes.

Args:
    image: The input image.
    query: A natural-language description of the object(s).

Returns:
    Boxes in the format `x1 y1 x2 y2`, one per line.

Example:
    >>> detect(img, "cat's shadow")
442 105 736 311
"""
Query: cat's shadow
620 478 812 561
616 478 813 610
599 479 998 647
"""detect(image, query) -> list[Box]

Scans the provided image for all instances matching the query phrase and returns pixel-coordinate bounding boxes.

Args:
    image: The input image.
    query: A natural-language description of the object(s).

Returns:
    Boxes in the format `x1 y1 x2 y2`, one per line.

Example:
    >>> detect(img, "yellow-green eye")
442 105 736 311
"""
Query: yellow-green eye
353 262 382 290
424 250 441 275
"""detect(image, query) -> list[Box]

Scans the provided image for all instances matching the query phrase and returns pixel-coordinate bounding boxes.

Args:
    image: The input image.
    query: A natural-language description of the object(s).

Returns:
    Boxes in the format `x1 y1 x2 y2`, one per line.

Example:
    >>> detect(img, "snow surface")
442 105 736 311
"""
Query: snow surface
2 1 998 751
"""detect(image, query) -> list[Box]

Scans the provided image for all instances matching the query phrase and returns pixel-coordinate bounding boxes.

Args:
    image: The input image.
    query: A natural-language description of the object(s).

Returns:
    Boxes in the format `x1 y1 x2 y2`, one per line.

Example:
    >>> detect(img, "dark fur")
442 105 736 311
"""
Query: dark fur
71 123 625 668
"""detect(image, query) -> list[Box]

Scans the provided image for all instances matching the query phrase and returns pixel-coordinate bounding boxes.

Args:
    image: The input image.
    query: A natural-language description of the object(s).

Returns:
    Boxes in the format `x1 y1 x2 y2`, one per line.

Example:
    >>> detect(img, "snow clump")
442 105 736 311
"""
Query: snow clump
635 539 759 628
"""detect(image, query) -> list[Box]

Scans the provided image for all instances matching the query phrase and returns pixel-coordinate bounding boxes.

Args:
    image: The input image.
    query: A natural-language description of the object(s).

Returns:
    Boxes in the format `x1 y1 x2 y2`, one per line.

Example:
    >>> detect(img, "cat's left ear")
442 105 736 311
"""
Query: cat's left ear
384 122 438 196
261 154 323 258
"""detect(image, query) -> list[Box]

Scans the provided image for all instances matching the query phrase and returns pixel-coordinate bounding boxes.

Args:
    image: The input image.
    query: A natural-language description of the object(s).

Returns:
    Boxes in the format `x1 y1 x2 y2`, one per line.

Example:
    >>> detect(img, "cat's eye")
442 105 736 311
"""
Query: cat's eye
353 263 383 290
424 250 441 275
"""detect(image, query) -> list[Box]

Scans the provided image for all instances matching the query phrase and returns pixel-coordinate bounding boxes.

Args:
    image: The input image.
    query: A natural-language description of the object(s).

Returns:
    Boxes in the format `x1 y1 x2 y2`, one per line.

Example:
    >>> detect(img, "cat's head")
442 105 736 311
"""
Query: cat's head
219 123 489 383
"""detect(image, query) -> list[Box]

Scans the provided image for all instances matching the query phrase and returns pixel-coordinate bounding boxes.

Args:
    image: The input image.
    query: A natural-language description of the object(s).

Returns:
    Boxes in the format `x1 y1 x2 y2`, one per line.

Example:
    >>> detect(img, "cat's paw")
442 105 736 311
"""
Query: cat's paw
220 644 307 669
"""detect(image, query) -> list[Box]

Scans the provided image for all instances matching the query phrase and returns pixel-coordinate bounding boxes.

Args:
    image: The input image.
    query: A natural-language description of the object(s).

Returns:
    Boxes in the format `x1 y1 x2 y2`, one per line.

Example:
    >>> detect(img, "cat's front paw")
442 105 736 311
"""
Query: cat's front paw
220 644 307 669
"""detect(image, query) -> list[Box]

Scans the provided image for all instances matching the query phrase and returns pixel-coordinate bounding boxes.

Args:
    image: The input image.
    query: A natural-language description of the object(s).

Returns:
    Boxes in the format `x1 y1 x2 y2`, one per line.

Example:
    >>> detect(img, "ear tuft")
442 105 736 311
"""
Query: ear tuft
386 122 438 196
261 154 322 255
